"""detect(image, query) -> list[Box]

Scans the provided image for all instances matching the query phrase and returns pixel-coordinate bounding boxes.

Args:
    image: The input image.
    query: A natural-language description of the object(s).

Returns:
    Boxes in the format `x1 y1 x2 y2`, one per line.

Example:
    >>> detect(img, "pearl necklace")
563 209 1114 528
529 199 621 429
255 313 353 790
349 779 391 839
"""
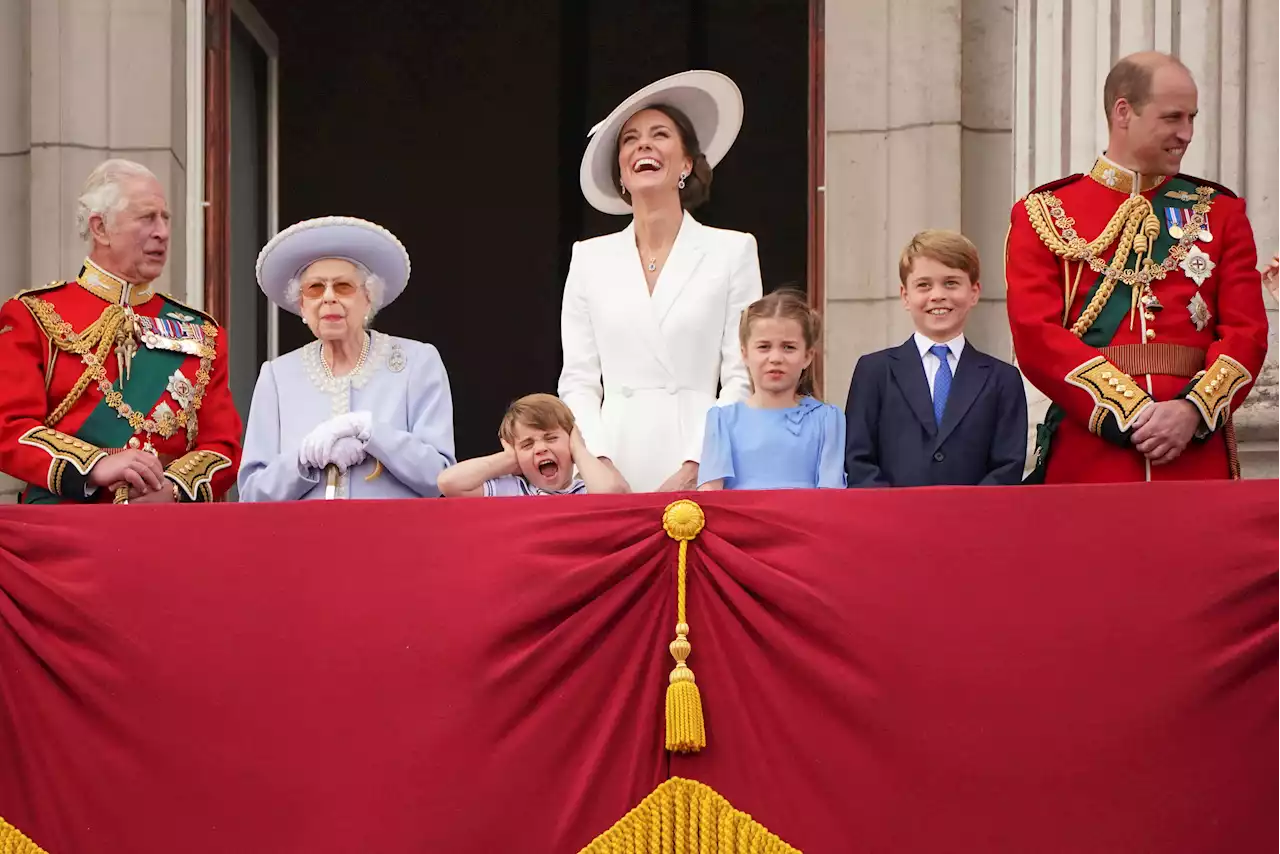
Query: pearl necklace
321 332 370 380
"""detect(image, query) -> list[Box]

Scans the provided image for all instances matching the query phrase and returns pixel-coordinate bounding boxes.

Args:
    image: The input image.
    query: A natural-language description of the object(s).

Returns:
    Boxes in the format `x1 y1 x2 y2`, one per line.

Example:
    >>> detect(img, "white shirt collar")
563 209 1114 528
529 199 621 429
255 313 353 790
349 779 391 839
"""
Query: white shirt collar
913 331 965 361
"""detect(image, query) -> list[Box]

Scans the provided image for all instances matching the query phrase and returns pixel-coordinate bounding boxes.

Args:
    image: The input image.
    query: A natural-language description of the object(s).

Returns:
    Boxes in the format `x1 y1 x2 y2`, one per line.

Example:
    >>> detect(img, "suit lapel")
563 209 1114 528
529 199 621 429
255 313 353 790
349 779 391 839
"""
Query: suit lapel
888 338 936 436
650 211 707 326
613 224 674 374
935 342 992 448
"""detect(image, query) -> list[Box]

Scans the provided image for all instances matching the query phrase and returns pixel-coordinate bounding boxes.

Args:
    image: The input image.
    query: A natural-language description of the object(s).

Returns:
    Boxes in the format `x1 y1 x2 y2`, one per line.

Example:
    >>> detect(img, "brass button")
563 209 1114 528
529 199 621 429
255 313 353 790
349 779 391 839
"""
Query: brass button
1145 329 1156 340
1144 312 1156 321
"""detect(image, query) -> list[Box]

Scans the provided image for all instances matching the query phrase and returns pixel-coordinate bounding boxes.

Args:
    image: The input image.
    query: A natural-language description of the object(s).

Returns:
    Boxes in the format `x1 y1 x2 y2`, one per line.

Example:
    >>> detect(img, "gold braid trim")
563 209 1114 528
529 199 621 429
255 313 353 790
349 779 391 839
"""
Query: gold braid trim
165 449 233 502
18 426 106 474
663 500 707 754
21 295 125 424
1024 186 1215 337
578 778 801 854
0 816 51 854
20 297 217 443
1065 356 1154 433
1185 355 1251 430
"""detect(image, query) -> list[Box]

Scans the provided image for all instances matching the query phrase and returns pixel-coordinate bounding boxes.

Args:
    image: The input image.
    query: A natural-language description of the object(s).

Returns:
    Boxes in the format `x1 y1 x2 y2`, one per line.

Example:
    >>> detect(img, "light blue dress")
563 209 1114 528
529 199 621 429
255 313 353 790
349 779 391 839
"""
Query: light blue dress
697 396 846 490
238 331 456 501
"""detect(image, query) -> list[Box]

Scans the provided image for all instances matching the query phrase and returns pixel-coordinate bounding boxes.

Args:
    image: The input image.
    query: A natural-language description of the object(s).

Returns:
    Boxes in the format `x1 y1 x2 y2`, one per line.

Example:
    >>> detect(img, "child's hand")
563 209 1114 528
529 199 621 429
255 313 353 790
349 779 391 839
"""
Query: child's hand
499 439 522 475
1263 254 1279 299
569 425 587 456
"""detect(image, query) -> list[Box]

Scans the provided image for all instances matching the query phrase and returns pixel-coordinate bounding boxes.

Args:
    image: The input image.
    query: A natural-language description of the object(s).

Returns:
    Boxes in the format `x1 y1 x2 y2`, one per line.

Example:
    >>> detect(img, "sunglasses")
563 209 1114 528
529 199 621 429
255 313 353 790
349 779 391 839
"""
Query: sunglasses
301 280 359 299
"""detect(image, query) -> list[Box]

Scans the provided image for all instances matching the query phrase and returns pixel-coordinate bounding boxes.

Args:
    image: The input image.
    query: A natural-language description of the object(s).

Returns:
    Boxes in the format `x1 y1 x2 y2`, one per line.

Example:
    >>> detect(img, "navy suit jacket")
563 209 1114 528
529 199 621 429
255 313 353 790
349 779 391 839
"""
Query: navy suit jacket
844 338 1027 487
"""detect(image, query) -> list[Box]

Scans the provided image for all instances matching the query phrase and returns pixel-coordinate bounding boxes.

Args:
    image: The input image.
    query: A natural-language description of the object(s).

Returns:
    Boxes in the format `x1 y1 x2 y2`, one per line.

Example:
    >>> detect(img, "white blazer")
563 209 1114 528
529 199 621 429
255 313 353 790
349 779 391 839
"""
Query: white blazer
558 211 763 492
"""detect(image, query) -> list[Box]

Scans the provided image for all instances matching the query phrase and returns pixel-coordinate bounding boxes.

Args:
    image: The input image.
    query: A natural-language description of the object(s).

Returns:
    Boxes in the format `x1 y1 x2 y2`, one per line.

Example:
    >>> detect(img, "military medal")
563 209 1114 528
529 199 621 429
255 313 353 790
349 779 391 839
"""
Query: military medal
1164 207 1185 240
1196 212 1212 243
1187 292 1212 332
166 368 196 411
1179 244 1216 286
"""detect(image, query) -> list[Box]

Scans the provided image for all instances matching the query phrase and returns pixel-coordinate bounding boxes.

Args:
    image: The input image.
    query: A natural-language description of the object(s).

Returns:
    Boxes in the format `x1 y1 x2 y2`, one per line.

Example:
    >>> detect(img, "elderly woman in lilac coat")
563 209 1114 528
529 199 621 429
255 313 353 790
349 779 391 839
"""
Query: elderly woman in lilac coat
238 217 455 501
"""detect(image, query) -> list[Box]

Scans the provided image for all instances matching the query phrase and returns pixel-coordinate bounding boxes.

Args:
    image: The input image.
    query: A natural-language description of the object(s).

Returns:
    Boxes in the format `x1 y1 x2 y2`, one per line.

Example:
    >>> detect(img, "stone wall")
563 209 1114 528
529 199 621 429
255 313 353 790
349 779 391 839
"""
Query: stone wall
823 0 1017 411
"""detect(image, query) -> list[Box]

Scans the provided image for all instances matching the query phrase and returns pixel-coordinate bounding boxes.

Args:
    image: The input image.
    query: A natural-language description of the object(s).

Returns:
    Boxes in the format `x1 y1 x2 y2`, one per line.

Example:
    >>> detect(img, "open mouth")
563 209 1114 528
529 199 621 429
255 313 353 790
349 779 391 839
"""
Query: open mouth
537 459 560 480
927 308 952 316
632 157 662 173
1166 147 1185 158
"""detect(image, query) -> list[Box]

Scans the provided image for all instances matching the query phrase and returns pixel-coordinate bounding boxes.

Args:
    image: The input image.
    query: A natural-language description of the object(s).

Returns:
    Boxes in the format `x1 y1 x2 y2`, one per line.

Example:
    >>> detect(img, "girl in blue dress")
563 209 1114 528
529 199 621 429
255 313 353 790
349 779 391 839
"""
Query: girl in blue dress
697 288 846 490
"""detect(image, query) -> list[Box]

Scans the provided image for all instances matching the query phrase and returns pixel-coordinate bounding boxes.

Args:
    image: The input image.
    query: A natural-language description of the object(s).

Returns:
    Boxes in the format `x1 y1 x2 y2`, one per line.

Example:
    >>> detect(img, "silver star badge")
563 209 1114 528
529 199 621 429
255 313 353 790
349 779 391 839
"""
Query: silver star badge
1179 244 1215 286
167 368 196 410
1187 292 1212 332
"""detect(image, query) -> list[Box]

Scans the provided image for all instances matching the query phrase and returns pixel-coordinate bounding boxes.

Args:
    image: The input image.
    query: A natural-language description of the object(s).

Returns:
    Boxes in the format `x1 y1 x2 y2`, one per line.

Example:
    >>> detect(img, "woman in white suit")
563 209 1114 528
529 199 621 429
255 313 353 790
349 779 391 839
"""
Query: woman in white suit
559 71 763 493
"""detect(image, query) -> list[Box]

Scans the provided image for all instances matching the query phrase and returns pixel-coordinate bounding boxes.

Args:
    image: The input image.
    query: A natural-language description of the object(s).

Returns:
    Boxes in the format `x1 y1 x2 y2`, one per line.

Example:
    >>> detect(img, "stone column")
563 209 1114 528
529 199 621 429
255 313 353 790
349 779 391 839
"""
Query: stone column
823 0 1016 408
1012 0 1278 477
0 0 190 502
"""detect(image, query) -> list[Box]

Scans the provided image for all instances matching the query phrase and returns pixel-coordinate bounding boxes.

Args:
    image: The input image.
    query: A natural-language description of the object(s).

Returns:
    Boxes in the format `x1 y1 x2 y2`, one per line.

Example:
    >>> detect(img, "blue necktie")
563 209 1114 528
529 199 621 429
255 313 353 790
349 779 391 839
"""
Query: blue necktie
930 344 952 426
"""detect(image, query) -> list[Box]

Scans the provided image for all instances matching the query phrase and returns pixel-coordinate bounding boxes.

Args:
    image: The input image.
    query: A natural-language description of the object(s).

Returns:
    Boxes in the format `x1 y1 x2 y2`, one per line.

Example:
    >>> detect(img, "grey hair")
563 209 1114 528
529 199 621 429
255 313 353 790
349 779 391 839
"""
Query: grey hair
76 159 160 242
285 258 386 318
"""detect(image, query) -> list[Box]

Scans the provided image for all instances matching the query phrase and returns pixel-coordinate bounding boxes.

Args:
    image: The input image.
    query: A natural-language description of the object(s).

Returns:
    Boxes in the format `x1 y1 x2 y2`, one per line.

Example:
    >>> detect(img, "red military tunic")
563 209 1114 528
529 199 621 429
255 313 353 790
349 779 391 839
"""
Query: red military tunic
0 259 242 502
1007 155 1269 483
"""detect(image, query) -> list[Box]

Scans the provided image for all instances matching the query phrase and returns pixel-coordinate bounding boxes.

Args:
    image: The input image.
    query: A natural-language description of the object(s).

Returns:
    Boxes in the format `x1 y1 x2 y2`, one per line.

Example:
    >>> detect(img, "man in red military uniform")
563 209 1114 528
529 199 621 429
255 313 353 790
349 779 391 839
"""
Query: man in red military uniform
0 159 241 503
1007 52 1269 483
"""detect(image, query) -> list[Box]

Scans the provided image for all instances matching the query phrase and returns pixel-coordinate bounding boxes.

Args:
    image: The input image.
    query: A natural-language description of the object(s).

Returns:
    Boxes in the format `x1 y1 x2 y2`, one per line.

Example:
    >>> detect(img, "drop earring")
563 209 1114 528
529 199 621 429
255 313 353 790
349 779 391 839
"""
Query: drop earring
678 172 688 190
620 183 628 196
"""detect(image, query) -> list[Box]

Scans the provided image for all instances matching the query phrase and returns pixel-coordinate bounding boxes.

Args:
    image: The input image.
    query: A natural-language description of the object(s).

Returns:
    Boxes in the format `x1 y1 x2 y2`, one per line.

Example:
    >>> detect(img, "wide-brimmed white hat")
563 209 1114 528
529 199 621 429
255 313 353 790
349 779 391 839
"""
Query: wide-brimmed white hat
580 70 743 216
255 216 411 315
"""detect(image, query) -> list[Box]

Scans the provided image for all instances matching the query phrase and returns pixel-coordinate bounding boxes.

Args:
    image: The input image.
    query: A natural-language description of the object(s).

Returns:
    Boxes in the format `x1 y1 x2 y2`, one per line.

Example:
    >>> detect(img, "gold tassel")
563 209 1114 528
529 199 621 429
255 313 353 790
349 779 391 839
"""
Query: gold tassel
0 816 51 854
577 777 802 853
662 499 707 753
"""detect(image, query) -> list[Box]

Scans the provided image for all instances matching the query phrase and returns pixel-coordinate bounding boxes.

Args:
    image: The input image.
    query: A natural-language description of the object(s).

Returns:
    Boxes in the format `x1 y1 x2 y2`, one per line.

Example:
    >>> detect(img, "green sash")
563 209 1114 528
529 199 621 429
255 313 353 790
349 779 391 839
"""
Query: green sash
22 297 195 503
1026 176 1208 483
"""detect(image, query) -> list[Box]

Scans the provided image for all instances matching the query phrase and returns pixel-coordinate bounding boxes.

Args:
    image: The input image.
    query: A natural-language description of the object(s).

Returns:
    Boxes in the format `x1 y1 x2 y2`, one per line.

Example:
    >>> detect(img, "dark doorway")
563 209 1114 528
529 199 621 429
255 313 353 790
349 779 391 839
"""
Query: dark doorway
243 0 809 460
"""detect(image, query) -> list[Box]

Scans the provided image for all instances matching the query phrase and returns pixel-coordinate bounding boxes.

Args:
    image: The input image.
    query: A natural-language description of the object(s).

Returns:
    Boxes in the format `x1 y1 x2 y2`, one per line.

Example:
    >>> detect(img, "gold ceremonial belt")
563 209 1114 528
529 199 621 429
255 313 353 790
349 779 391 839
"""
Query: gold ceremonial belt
1100 343 1206 378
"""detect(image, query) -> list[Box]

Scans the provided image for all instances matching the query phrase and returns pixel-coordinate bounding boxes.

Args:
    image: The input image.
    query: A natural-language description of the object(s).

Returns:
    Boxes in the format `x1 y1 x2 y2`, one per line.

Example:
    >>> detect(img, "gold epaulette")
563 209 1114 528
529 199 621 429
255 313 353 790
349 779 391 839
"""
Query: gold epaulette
16 280 66 298
159 293 221 327
1024 173 1083 199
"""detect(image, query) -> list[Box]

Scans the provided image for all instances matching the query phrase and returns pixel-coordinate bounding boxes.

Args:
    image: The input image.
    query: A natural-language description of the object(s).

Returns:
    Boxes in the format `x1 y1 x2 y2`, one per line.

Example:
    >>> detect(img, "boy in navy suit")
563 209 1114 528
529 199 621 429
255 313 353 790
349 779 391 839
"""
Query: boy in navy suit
844 230 1027 486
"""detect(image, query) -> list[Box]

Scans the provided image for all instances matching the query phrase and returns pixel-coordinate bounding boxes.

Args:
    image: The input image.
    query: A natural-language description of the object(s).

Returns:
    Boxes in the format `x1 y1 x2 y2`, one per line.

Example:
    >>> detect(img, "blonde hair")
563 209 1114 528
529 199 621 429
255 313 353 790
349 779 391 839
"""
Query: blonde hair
898 229 981 286
737 288 822 398
498 393 576 444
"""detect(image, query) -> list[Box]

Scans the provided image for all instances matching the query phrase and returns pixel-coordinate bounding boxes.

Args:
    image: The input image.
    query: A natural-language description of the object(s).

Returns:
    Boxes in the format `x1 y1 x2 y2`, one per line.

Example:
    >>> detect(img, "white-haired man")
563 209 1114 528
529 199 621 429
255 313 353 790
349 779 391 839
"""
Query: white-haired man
0 159 241 503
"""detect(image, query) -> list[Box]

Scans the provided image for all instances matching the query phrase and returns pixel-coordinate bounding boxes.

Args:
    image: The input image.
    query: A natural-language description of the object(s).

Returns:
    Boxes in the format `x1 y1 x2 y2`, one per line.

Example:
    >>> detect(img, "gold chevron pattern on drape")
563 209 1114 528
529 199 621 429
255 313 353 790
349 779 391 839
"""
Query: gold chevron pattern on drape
0 816 49 854
578 777 801 854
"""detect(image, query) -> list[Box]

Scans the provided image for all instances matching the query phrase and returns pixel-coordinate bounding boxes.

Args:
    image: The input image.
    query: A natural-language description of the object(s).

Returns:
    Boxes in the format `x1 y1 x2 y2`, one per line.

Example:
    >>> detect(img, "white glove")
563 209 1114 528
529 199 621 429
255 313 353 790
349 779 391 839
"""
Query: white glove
298 412 373 470
328 436 368 472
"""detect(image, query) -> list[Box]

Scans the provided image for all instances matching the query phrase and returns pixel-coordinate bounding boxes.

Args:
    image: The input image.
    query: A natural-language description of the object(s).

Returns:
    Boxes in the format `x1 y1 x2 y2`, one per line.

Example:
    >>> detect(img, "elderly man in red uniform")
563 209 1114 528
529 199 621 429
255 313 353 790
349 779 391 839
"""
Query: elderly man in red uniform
0 159 241 503
1008 52 1269 483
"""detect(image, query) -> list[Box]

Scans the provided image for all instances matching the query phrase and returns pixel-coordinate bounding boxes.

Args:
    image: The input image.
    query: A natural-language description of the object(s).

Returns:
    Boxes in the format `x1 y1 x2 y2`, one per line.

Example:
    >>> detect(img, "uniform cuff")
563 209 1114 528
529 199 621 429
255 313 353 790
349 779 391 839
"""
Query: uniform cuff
18 426 106 499
166 449 233 502
1181 355 1251 432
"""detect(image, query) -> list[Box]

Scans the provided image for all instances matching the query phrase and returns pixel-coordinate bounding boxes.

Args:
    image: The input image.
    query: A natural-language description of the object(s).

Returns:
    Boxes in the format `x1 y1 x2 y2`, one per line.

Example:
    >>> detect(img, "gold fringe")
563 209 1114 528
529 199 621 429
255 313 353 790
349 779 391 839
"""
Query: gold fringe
578 777 801 854
662 500 707 753
0 816 50 854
